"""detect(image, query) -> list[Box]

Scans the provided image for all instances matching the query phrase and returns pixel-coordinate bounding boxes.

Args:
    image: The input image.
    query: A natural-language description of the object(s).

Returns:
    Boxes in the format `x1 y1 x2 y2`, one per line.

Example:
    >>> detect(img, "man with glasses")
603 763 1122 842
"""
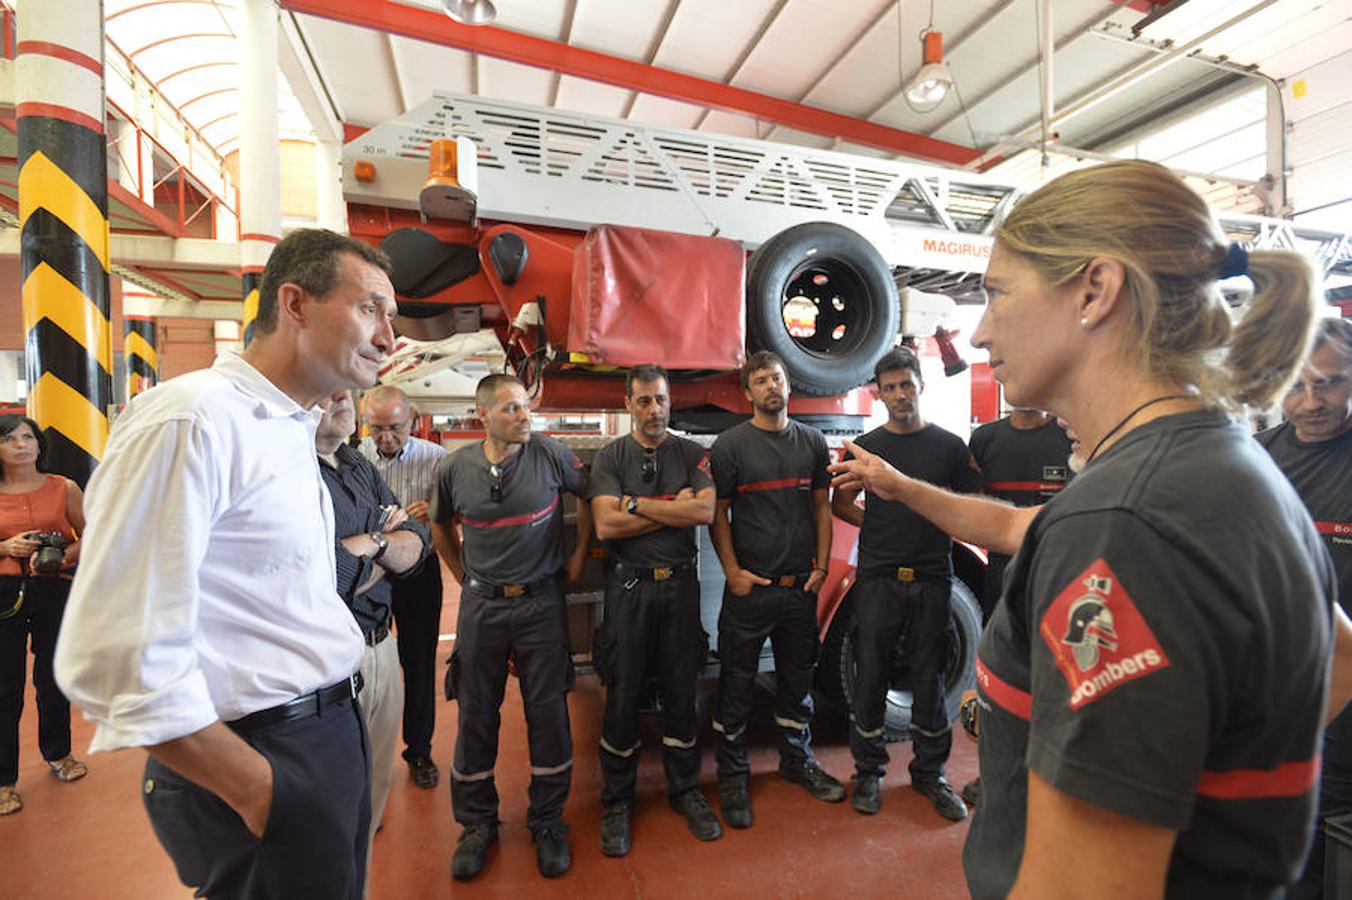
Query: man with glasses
359 385 447 790
430 374 591 881
1258 317 1352 899
588 363 720 857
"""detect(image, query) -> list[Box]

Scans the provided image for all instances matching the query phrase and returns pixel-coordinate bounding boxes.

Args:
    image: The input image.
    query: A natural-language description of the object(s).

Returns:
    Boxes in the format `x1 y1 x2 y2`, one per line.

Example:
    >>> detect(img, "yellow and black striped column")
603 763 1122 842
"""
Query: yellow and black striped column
123 316 158 400
16 0 111 487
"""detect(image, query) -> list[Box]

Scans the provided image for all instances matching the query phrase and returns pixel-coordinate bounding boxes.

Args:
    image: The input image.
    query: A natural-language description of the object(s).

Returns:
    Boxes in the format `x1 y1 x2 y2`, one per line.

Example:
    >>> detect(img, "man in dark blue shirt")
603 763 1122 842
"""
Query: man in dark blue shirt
316 389 430 892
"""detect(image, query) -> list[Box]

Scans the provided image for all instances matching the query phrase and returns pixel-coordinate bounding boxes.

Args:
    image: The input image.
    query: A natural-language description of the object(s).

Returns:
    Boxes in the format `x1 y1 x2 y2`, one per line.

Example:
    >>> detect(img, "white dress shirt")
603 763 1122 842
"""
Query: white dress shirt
358 434 446 506
55 351 364 753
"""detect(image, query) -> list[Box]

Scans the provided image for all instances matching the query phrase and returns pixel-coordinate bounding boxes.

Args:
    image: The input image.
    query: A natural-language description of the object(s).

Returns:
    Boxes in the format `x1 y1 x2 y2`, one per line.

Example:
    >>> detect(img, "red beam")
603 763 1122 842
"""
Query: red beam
281 0 980 166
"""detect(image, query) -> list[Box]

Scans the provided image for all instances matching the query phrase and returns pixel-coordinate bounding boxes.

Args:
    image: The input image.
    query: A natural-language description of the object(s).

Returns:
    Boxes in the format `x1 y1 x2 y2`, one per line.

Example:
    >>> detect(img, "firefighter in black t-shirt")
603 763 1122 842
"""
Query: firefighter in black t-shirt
1257 317 1352 900
430 374 591 882
708 351 846 828
589 364 721 856
831 348 983 820
968 409 1072 621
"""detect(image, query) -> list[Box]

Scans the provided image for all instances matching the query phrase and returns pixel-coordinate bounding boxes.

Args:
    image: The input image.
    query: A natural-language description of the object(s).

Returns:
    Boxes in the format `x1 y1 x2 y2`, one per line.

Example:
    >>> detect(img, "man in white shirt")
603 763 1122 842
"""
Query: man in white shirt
54 229 397 900
358 384 448 789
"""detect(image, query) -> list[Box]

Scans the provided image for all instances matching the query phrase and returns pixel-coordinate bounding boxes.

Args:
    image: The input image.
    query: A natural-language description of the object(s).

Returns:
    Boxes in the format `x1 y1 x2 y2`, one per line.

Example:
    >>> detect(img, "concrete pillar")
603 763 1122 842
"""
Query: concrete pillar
239 0 282 346
214 320 242 357
316 138 347 232
16 0 111 487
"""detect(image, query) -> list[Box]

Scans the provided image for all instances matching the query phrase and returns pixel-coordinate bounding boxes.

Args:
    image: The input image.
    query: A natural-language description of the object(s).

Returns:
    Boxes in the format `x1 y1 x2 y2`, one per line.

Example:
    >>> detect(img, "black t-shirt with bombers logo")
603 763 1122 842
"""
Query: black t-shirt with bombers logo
710 419 830 576
848 424 983 580
964 410 1335 900
969 417 1073 507
588 433 714 568
430 434 587 585
1255 422 1352 615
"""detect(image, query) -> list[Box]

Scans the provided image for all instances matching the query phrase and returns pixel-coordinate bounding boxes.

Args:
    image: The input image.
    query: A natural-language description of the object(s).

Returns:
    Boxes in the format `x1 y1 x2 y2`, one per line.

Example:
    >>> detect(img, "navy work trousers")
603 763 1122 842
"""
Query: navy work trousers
849 575 953 782
595 567 705 806
714 582 818 780
447 578 574 833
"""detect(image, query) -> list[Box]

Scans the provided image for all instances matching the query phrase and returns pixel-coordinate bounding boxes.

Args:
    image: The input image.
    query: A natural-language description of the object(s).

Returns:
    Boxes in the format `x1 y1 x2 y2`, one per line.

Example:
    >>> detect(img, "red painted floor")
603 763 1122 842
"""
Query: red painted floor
2 570 977 899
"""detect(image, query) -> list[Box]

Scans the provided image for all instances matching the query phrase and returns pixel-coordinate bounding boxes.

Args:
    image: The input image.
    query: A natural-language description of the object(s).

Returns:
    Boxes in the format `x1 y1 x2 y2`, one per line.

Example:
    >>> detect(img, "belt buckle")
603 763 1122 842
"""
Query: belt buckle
653 566 673 581
503 584 526 598
778 575 796 588
896 566 915 583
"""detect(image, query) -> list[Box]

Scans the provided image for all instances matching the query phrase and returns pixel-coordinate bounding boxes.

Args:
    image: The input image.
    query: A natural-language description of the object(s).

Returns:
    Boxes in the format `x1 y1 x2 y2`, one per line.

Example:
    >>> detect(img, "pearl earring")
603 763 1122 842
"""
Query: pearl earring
1080 317 1089 327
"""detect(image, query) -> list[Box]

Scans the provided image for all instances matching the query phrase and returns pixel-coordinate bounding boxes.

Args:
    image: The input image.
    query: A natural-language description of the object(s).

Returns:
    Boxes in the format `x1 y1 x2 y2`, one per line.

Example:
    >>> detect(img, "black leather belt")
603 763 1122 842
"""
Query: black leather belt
768 573 811 589
228 673 364 734
464 575 557 598
613 560 696 582
364 623 390 646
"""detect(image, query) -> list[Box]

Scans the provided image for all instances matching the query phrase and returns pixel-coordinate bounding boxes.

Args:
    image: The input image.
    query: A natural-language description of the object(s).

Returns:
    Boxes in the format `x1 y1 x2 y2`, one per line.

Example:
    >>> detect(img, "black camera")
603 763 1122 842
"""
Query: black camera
26 531 68 575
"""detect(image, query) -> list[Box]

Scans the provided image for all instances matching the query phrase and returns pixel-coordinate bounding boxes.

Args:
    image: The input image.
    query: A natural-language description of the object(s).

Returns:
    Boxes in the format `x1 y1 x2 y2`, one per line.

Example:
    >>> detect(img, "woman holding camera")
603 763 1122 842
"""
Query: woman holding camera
0 413 86 815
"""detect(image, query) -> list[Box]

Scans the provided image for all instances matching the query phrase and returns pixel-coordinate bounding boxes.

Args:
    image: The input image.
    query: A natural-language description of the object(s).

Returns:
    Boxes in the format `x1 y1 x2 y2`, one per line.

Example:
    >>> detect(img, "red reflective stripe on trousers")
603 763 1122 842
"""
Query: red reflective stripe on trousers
1196 757 1320 800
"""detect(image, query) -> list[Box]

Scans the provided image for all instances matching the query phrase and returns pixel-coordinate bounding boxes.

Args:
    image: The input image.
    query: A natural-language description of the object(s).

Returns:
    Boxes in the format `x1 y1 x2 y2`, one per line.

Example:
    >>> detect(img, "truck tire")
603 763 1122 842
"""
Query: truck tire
746 222 900 397
818 577 982 742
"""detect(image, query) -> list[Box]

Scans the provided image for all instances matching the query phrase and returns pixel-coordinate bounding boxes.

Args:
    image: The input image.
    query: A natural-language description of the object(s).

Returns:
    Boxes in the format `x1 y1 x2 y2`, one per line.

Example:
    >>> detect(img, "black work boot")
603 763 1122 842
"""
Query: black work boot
533 827 572 878
717 777 754 829
670 789 723 841
599 804 632 857
961 777 981 806
912 777 969 821
851 774 882 815
450 823 498 881
779 761 846 803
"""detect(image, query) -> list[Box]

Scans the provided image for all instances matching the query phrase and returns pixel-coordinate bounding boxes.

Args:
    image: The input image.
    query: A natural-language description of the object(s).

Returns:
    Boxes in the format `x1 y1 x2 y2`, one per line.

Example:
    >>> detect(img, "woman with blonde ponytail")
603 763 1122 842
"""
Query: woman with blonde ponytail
927 160 1334 898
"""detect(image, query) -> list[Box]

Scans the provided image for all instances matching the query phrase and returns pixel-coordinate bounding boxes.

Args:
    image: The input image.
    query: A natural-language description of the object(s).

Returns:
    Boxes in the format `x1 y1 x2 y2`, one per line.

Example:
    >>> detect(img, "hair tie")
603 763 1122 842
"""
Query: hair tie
1219 242 1249 279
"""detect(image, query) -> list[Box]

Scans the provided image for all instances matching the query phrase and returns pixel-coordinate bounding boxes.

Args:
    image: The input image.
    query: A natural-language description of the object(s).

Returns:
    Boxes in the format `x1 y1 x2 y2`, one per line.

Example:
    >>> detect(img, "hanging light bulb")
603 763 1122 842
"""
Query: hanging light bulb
904 31 953 113
443 0 497 25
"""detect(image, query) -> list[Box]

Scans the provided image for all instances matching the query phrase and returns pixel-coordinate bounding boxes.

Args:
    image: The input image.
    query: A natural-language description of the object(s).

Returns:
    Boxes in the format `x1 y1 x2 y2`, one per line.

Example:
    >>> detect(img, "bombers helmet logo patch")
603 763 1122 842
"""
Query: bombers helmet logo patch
1040 559 1169 710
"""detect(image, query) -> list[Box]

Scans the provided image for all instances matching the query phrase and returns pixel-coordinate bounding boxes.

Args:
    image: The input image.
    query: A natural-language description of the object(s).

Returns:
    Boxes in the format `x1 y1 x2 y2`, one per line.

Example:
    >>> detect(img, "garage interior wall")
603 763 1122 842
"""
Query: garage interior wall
1287 49 1352 228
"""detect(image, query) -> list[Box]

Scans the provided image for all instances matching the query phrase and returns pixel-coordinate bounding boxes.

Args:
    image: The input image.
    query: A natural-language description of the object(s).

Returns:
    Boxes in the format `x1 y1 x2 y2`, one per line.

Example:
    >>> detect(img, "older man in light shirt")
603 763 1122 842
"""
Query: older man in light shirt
359 384 448 789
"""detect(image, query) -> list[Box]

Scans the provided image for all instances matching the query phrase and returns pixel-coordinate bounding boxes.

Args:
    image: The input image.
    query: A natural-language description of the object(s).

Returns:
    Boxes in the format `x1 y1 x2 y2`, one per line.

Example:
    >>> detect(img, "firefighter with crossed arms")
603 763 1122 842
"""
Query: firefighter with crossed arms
589 363 723 856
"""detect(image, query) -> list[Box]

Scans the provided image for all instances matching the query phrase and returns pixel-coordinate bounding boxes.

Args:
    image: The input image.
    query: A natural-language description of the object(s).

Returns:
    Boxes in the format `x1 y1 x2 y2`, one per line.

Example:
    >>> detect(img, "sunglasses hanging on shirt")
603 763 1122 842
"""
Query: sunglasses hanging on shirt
640 447 658 483
489 463 504 502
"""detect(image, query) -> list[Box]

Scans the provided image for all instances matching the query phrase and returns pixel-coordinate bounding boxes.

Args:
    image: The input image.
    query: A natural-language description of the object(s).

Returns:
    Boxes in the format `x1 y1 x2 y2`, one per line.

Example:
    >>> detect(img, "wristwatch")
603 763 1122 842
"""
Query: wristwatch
368 531 389 561
626 496 640 515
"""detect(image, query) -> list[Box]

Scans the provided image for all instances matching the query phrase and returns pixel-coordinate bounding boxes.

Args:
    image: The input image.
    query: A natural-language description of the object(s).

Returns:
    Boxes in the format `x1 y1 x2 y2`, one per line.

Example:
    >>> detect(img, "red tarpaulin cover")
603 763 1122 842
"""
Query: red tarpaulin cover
568 225 746 370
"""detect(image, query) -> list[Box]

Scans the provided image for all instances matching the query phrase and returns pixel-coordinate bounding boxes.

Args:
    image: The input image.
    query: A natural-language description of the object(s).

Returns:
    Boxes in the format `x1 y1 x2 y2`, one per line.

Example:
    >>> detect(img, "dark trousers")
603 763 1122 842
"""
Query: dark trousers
850 575 952 782
447 579 573 833
1290 712 1352 899
595 568 704 807
391 555 443 761
142 695 372 900
714 583 818 780
0 575 72 785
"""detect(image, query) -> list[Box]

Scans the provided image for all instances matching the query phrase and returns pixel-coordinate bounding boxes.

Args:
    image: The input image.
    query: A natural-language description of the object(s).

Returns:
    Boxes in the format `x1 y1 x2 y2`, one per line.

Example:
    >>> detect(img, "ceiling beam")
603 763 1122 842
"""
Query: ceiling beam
278 0 980 166
280 11 343 142
620 0 680 120
689 0 789 133
547 0 579 109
